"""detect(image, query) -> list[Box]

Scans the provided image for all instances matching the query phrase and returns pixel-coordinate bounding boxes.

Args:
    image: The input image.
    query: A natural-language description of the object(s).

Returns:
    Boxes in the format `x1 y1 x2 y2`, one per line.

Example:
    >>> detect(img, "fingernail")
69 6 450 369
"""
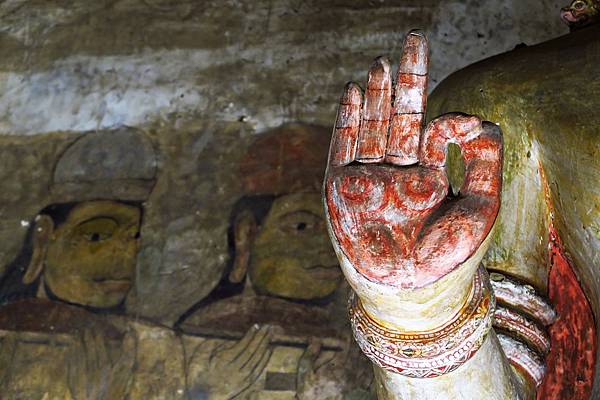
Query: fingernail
341 82 362 105
408 29 426 38
367 57 392 89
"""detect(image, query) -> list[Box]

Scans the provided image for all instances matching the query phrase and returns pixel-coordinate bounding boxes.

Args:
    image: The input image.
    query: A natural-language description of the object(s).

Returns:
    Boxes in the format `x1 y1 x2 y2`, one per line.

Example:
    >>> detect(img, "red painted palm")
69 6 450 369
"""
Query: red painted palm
324 31 503 290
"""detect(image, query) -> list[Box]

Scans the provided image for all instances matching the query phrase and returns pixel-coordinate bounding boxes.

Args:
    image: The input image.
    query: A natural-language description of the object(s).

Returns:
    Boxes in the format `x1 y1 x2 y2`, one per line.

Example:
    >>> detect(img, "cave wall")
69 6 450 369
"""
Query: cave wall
0 0 569 324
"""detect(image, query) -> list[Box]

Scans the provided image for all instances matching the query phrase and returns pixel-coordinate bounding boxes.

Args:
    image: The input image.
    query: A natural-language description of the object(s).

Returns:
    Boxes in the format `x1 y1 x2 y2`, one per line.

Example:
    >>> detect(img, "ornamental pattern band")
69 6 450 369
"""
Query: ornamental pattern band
348 266 495 379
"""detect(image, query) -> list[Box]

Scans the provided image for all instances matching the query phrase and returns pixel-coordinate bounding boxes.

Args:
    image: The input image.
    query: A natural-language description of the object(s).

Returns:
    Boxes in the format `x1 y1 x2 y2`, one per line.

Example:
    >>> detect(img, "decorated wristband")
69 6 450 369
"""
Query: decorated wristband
348 266 495 378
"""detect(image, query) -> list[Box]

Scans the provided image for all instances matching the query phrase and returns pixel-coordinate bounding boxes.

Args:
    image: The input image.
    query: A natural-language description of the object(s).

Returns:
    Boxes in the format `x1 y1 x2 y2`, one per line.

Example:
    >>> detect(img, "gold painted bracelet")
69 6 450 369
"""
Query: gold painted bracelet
348 266 494 378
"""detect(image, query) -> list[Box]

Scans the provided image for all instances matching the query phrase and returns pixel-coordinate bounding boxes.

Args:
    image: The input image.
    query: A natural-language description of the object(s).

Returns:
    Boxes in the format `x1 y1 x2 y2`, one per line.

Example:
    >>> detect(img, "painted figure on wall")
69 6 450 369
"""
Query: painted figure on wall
0 202 150 399
0 128 156 398
0 200 141 308
0 128 273 400
179 123 374 399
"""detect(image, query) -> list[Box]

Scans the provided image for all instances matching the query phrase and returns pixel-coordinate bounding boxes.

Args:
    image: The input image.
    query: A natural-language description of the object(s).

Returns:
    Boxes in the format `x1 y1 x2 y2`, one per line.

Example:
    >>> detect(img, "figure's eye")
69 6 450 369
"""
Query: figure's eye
278 211 322 233
573 1 586 10
75 217 119 243
85 231 111 242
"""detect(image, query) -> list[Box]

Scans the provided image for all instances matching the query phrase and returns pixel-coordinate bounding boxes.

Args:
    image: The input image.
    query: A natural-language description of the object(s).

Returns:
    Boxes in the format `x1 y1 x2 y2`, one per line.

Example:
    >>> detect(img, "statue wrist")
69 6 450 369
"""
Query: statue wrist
348 266 495 378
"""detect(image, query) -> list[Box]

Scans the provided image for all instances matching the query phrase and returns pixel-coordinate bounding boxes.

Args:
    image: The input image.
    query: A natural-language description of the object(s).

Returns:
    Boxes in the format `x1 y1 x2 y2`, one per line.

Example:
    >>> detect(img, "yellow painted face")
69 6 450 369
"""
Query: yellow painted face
44 201 140 308
249 192 342 300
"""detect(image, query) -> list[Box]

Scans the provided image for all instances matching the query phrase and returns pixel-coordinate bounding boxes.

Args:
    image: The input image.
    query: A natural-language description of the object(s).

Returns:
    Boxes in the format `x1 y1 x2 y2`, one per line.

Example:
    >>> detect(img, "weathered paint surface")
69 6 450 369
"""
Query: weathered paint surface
537 167 597 399
536 223 597 399
494 306 550 355
349 267 494 378
373 332 522 399
0 0 569 326
490 272 555 391
325 33 503 290
498 333 546 388
428 25 600 397
0 1 567 136
490 273 557 326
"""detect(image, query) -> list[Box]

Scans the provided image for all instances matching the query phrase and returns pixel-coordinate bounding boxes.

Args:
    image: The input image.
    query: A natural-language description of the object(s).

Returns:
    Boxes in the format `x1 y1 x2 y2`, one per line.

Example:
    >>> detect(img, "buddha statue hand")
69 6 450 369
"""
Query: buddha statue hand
66 328 136 400
324 29 502 295
324 30 503 380
188 324 272 400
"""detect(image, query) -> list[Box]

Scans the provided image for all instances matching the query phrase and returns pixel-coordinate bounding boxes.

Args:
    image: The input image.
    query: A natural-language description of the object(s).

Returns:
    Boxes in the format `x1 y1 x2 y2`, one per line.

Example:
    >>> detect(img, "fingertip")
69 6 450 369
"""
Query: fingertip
367 56 392 89
372 55 392 68
399 30 429 76
481 121 503 141
341 82 362 105
332 83 361 167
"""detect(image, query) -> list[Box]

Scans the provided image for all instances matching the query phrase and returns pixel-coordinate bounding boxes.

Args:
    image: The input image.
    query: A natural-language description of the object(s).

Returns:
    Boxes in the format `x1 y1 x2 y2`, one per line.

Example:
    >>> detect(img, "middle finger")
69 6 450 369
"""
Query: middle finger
356 57 392 163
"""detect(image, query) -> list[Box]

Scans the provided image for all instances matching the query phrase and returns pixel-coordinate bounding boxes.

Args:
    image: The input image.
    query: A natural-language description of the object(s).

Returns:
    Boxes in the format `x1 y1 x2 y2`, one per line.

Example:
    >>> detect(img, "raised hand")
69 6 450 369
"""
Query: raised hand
187 325 272 400
324 30 502 290
296 338 374 400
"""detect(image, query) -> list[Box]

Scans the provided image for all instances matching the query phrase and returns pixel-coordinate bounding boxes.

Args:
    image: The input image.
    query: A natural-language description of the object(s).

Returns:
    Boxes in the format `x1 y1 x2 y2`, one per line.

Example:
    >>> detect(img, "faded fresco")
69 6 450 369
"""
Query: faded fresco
0 1 597 400
0 123 374 399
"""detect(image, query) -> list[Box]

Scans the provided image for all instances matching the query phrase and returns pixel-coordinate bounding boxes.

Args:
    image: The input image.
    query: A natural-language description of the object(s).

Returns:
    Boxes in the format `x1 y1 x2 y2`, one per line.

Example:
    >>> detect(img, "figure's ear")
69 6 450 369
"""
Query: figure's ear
23 215 54 285
229 210 257 284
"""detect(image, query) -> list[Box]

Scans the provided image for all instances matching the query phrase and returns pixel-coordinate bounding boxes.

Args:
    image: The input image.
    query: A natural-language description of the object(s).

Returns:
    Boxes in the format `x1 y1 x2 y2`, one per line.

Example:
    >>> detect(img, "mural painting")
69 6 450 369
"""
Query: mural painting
0 124 375 399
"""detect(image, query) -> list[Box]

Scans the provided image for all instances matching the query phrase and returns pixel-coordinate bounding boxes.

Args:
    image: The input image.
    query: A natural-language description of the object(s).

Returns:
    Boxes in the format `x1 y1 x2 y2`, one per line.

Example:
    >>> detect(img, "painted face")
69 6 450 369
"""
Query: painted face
44 201 140 308
561 0 599 27
249 192 342 300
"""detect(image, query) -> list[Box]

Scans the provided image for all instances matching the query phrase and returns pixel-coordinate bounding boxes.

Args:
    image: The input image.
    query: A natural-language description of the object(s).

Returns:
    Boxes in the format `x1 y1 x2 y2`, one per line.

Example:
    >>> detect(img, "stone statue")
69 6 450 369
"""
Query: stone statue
428 24 599 399
324 30 528 399
177 113 552 398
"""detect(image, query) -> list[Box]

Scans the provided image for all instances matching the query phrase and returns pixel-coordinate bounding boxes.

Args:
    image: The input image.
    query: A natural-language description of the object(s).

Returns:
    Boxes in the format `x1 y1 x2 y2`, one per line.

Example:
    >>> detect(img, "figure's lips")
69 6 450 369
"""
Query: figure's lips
561 9 580 23
92 278 132 293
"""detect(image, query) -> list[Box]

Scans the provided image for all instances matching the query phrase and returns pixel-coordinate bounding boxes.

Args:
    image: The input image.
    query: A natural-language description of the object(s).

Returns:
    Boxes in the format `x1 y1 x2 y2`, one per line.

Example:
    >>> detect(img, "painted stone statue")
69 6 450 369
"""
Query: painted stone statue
179 124 374 399
428 24 599 399
322 29 546 399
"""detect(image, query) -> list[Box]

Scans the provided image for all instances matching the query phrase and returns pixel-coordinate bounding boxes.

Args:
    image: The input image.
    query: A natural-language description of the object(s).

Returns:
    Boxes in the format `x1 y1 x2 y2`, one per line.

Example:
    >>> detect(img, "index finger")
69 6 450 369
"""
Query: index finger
386 30 429 165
